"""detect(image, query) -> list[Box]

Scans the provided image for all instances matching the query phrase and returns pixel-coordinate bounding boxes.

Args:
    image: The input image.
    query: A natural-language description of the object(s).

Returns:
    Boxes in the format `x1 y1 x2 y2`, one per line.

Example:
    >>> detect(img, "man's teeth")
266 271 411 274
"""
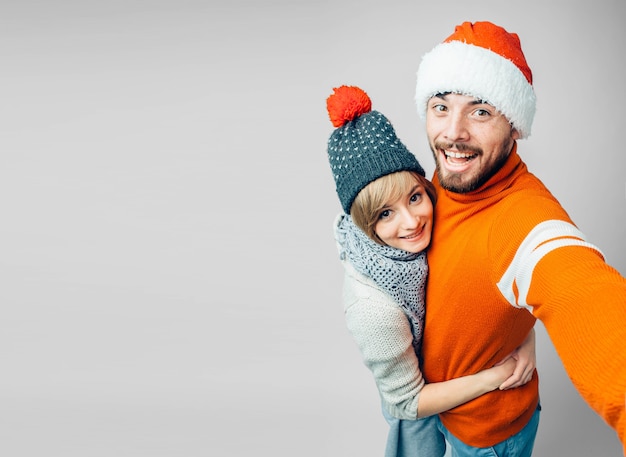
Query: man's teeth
445 151 474 159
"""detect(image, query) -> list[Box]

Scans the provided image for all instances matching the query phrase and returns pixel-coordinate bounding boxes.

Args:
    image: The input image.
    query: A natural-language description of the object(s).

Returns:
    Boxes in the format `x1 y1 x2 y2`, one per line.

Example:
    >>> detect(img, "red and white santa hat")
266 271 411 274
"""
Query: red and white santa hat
415 21 536 139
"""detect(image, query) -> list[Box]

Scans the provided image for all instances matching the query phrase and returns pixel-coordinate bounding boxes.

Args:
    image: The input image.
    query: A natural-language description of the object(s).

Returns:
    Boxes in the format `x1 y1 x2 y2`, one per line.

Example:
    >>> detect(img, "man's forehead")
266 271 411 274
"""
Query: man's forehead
432 93 494 106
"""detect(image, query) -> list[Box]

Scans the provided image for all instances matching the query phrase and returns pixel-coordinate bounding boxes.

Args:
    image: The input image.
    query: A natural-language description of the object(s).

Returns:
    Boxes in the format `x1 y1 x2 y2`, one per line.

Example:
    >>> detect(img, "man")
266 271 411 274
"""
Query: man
414 21 626 456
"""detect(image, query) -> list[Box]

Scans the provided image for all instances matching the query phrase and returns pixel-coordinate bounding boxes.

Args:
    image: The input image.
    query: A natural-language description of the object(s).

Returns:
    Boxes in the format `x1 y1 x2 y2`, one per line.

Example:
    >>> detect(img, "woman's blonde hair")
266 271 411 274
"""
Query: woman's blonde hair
350 171 437 244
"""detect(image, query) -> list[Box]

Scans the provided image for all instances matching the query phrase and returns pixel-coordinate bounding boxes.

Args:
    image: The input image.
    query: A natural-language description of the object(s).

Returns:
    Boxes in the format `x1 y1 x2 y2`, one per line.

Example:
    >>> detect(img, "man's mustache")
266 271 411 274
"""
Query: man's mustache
433 142 483 155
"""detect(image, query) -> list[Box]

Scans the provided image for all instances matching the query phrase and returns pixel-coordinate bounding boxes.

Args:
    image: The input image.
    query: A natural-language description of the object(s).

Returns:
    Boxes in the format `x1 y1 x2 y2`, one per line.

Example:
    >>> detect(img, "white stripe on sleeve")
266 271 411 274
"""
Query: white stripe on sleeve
497 220 604 313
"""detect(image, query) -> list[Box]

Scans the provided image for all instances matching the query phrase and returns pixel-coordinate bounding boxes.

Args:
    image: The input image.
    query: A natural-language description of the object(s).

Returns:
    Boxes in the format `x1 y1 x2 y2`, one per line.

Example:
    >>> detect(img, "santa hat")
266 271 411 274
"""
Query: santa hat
415 21 536 139
326 85 425 214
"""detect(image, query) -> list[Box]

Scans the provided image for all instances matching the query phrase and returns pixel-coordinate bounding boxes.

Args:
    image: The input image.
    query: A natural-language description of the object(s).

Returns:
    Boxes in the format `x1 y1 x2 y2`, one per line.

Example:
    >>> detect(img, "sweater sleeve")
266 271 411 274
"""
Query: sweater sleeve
529 244 626 447
342 263 425 420
492 203 626 446
491 192 626 446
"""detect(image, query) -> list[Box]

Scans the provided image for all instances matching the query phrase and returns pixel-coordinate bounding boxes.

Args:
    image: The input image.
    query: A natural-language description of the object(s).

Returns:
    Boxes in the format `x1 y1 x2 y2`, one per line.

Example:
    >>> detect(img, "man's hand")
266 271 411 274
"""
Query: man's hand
499 328 536 390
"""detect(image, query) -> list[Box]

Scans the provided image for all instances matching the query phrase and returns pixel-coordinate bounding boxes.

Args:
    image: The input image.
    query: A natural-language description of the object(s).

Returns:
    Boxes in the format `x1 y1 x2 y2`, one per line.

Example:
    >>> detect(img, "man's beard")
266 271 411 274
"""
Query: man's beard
432 141 511 194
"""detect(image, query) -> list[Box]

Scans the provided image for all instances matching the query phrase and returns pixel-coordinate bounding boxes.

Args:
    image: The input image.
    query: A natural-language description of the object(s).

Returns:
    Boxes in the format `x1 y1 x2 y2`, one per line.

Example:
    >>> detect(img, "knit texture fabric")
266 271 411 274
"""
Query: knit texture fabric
424 146 626 447
335 214 428 354
326 86 425 214
334 214 427 420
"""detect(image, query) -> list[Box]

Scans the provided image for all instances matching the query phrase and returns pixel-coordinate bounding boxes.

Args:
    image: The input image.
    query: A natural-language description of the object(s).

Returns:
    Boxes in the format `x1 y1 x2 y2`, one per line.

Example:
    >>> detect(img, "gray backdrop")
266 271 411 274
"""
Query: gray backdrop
1 1 624 456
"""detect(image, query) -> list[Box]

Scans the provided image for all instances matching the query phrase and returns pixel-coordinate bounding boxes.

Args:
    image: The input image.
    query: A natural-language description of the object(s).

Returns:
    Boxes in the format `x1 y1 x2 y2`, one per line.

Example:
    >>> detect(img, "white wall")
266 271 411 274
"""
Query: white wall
1 1 624 455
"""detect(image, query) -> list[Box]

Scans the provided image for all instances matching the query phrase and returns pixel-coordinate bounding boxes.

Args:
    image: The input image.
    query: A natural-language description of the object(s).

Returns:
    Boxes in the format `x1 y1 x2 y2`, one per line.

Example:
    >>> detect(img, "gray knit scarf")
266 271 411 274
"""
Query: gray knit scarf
334 214 428 354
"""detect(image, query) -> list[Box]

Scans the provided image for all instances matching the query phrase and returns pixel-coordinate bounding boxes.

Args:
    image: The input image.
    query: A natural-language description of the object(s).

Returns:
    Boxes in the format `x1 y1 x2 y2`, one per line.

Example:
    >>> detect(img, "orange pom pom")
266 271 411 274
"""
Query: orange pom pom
326 85 372 128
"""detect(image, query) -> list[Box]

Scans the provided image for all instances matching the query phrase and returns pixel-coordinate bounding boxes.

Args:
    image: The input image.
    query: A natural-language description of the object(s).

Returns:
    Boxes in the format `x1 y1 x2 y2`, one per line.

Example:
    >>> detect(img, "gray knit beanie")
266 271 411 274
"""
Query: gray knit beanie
326 85 425 214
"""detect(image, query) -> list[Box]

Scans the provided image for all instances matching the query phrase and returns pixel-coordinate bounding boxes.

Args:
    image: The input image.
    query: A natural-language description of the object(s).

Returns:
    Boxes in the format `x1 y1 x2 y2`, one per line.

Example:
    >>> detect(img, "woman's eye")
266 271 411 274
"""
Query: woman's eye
410 193 422 203
378 209 391 220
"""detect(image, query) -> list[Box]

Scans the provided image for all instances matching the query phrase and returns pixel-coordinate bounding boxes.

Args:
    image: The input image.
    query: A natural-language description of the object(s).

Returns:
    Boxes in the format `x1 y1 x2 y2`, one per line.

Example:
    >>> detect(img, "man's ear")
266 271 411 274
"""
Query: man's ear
511 126 520 140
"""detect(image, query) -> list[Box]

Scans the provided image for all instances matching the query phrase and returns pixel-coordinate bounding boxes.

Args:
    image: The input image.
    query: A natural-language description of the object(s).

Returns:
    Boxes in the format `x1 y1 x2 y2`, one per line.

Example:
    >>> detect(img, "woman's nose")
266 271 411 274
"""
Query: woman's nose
400 208 419 228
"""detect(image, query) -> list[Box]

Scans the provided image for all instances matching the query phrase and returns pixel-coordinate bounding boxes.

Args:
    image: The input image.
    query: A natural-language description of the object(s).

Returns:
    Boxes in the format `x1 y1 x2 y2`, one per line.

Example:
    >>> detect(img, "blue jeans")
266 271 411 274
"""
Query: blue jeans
437 404 541 457
382 406 447 457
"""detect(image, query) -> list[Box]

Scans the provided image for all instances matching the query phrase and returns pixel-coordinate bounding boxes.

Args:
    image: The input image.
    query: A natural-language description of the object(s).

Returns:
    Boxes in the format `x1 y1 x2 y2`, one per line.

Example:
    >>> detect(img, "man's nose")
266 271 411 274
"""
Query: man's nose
443 112 469 142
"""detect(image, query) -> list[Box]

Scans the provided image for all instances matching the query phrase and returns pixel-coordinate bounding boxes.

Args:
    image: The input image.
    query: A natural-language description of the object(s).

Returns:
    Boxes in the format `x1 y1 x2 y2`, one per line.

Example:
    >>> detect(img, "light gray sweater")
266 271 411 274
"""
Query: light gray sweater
341 259 425 420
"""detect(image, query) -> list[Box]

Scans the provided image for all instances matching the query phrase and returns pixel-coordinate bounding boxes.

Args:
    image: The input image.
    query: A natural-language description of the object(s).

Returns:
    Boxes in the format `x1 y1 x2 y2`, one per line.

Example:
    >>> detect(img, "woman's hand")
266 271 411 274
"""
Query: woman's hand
484 357 517 391
498 328 536 390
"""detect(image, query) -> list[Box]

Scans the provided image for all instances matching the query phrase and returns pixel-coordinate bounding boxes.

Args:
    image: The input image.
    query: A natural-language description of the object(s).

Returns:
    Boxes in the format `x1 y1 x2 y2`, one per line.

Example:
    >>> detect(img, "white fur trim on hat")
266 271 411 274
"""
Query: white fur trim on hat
415 41 536 139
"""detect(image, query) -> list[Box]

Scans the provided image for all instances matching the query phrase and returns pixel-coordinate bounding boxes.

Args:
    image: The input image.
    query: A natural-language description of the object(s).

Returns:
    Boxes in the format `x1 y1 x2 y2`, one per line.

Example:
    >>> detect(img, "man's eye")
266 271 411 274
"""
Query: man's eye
433 104 447 112
475 109 490 117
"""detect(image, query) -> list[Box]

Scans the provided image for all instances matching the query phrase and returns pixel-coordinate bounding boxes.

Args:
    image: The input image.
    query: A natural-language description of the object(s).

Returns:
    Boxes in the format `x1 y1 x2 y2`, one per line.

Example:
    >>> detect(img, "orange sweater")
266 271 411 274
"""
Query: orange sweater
424 147 626 449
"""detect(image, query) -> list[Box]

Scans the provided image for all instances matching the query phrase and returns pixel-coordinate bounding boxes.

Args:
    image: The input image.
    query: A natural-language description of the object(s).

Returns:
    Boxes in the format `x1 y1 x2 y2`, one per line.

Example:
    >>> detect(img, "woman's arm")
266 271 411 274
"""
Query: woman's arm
343 266 536 421
343 268 425 420
416 328 536 418
416 357 516 418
